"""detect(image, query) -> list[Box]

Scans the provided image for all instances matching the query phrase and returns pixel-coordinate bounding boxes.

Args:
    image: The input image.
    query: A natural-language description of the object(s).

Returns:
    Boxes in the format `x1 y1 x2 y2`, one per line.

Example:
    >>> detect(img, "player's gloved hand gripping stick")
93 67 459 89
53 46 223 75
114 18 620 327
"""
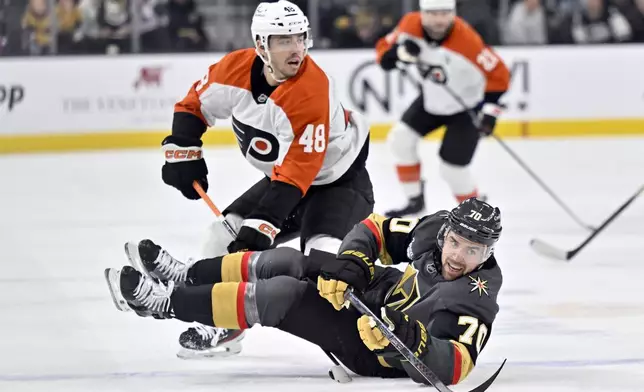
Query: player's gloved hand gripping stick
345 289 506 392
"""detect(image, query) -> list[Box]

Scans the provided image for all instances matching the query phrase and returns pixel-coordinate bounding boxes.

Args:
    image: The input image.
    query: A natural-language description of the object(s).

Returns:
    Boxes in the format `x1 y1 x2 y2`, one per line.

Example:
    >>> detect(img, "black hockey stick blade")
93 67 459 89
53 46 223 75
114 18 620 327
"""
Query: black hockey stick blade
346 291 505 392
531 184 644 261
467 359 507 392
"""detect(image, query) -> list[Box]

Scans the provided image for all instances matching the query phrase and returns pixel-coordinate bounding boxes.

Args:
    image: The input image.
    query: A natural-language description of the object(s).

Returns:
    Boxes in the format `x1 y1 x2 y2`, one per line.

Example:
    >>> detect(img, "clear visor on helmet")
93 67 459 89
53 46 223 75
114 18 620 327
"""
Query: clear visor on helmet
438 226 494 265
266 30 312 53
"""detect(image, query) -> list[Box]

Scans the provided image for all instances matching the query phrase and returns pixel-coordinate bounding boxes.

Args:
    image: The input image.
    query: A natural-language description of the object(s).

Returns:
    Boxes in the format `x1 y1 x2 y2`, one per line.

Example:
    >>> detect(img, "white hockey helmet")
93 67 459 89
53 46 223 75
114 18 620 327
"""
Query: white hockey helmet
251 1 313 52
419 0 456 11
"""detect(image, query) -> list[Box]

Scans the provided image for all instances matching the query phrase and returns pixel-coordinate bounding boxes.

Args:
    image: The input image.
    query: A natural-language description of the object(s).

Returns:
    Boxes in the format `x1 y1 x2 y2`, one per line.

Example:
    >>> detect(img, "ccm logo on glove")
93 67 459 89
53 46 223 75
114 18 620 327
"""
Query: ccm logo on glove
257 222 279 240
164 146 203 163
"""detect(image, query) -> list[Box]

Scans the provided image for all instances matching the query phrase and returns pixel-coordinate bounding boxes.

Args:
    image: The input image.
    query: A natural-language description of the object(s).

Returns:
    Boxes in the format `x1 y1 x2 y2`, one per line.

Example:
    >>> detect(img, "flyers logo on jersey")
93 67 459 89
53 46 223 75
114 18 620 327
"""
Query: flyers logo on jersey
232 116 280 163
419 64 448 85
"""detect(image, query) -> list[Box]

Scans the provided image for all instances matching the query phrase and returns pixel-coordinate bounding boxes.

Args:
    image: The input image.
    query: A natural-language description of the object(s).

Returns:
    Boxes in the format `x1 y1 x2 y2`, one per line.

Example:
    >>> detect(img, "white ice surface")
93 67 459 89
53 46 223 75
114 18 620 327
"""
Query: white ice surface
1 137 643 392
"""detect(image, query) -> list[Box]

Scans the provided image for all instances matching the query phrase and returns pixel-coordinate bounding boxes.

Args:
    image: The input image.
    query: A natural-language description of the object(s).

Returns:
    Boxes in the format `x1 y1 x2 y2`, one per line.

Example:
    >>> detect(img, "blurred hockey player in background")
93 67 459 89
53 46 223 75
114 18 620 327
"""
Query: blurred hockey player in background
157 1 373 358
105 197 503 386
377 0 510 217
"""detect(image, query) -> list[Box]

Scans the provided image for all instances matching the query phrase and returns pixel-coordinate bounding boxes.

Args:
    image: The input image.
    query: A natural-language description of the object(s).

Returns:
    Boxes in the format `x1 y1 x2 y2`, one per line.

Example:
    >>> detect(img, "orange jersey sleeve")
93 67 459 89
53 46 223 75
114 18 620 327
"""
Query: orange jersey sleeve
442 18 510 93
376 12 423 64
174 49 255 126
270 58 330 195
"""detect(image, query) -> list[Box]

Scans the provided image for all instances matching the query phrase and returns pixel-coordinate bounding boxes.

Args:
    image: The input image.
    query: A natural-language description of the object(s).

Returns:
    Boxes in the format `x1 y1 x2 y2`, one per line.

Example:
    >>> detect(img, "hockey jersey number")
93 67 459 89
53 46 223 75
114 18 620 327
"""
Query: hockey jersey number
299 124 326 153
458 316 489 354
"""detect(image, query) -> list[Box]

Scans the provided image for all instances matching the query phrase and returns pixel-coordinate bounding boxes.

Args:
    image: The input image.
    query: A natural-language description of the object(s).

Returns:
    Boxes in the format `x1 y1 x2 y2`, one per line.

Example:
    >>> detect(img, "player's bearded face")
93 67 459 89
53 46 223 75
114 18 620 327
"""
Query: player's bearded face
420 10 455 39
440 231 488 281
266 34 307 79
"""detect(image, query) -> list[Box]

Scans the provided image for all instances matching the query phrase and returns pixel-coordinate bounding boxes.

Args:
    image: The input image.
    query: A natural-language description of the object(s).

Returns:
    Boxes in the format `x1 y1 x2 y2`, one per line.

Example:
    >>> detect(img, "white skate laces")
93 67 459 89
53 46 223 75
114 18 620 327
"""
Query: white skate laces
155 250 194 283
133 275 175 314
194 324 219 343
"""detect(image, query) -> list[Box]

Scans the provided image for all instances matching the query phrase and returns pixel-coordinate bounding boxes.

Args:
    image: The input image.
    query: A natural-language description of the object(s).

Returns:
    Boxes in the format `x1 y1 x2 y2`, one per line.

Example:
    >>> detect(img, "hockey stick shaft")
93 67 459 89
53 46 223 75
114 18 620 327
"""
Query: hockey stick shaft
192 181 238 240
191 181 347 373
490 135 594 231
434 77 594 231
345 291 453 392
567 184 644 258
346 291 505 392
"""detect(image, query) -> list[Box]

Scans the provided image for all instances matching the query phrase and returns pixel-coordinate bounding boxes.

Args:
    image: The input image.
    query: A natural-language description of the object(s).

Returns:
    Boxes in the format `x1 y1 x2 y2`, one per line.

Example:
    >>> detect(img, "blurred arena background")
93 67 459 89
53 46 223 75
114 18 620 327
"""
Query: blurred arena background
1 0 644 153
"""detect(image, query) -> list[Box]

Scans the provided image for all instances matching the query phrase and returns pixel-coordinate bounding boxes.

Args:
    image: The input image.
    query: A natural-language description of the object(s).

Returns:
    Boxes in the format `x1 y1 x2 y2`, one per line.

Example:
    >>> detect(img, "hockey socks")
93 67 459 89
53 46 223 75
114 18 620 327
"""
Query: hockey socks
172 282 253 330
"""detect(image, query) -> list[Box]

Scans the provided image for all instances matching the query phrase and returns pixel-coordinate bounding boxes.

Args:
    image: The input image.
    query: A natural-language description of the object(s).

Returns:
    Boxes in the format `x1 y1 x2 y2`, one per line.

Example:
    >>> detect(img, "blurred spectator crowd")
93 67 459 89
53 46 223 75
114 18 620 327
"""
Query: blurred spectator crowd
0 0 643 56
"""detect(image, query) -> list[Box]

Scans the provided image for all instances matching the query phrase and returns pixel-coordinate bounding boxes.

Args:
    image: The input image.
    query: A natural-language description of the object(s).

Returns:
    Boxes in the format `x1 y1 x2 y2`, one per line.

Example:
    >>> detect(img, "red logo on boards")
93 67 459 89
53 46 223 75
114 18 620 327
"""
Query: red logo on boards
134 66 165 90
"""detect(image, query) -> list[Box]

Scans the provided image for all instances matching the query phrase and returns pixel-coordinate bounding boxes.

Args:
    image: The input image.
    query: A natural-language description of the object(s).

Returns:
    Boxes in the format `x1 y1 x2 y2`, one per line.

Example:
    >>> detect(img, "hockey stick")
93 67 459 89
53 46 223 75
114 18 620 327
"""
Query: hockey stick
410 60 595 231
192 181 238 240
489 135 595 232
447 88 595 231
192 181 353 383
530 184 644 261
346 290 506 392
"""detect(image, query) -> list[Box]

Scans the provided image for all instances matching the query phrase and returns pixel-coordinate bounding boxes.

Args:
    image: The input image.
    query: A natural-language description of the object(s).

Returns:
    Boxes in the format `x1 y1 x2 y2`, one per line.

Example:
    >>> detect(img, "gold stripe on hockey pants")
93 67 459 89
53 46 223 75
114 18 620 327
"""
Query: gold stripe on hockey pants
221 252 253 282
211 282 248 329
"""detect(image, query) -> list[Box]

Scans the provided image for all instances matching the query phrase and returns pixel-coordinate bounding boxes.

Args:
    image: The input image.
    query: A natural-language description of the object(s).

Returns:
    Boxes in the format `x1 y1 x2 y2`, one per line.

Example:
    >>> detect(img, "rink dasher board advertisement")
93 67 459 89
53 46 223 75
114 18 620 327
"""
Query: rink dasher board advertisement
1 45 644 153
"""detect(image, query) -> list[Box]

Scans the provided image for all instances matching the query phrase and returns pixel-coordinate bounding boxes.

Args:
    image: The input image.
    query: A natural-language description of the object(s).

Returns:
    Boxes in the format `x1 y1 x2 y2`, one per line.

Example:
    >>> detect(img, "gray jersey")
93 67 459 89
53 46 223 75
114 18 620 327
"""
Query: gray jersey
338 211 503 385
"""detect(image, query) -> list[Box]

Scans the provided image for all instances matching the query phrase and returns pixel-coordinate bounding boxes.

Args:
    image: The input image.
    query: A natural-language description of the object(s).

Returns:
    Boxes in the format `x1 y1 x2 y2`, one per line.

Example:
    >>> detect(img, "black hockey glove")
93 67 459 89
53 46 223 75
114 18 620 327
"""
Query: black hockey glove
380 40 421 70
317 250 374 310
478 103 503 137
227 219 279 253
357 307 429 360
399 39 421 60
161 135 208 200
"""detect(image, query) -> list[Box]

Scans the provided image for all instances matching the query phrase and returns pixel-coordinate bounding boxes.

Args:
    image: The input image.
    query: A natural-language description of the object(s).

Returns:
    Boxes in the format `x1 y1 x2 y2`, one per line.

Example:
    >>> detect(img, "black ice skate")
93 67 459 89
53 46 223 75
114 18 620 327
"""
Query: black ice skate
104 266 174 319
385 193 425 218
124 240 194 284
177 324 245 359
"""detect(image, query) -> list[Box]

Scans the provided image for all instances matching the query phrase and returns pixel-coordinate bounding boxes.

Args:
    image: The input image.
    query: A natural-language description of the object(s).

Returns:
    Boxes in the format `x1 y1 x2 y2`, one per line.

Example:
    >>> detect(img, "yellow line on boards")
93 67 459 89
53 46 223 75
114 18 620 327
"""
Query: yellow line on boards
1 118 643 154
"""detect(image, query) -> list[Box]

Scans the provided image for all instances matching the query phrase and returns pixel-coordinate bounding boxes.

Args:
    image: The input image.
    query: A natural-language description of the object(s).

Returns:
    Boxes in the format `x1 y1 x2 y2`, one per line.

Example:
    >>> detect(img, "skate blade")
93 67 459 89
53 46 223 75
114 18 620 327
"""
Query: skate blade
124 242 152 279
104 268 131 312
176 344 242 360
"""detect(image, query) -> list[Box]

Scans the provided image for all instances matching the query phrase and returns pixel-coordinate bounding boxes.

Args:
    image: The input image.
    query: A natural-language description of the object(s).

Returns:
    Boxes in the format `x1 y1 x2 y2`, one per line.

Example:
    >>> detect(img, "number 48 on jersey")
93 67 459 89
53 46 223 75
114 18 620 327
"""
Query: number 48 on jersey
299 124 326 153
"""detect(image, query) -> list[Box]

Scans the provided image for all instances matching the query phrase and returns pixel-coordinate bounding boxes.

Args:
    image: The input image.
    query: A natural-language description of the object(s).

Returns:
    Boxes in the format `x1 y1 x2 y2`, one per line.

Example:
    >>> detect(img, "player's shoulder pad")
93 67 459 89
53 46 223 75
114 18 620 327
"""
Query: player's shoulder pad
440 258 502 325
443 17 485 53
275 56 330 100
211 48 256 88
406 211 449 261
271 56 331 131
396 11 424 40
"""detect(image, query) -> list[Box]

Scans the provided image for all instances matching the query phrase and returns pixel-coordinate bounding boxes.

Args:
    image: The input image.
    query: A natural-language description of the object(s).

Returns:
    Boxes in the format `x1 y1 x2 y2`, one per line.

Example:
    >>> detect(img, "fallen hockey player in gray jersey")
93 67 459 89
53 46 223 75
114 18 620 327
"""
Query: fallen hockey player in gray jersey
104 197 503 386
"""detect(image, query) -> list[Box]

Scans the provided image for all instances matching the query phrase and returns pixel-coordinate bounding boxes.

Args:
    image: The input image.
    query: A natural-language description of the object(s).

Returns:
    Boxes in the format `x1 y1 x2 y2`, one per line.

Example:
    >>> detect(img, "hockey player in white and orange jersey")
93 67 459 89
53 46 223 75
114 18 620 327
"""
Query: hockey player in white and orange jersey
378 0 510 217
155 1 373 358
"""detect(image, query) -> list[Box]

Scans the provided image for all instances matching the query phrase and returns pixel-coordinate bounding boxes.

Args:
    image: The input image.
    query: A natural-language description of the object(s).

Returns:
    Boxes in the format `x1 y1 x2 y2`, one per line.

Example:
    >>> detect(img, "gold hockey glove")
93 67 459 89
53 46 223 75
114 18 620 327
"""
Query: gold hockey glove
357 307 428 359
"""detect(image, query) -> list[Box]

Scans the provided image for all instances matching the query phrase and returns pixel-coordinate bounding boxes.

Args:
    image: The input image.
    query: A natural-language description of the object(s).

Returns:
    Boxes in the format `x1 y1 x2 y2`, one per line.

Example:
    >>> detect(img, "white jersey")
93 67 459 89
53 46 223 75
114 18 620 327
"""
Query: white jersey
175 48 370 195
376 14 510 116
